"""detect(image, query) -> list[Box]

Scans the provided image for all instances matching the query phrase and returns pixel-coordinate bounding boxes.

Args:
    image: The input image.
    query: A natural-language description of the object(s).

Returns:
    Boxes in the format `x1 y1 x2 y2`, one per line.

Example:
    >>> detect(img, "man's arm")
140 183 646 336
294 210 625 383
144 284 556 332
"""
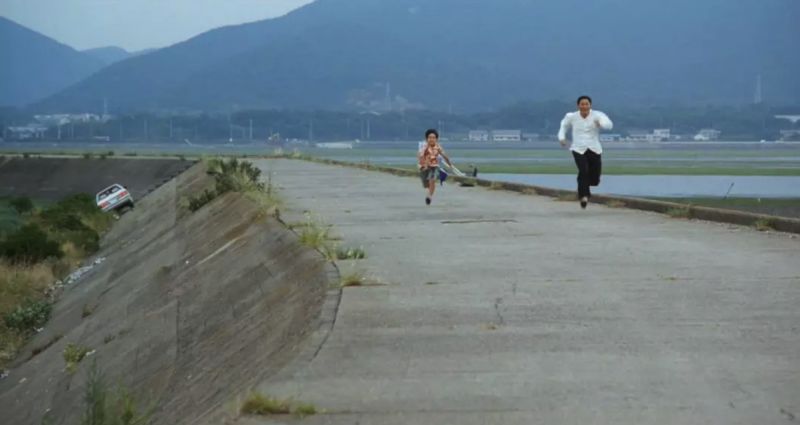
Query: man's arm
595 112 613 130
558 113 571 147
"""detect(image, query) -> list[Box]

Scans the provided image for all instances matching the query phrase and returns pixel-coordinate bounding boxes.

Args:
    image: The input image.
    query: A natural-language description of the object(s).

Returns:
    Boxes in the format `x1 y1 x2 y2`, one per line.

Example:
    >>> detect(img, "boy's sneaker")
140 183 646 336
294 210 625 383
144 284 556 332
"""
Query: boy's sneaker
426 197 431 205
580 196 588 209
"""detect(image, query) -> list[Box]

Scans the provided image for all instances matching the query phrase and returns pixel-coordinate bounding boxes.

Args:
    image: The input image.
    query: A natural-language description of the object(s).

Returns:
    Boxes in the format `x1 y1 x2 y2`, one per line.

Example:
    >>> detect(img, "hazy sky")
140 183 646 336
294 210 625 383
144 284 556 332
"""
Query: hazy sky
0 0 314 51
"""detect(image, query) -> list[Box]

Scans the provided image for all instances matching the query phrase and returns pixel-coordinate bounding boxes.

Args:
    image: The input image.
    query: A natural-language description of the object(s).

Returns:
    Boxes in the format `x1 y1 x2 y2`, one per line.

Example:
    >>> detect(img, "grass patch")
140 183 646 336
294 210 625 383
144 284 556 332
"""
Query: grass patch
240 393 291 415
0 261 55 368
240 392 318 418
336 246 366 260
754 218 776 232
77 361 152 425
340 270 367 288
665 206 692 219
606 200 627 208
488 181 504 191
188 158 272 213
82 303 95 318
298 214 335 260
63 343 91 374
294 403 318 418
555 192 576 202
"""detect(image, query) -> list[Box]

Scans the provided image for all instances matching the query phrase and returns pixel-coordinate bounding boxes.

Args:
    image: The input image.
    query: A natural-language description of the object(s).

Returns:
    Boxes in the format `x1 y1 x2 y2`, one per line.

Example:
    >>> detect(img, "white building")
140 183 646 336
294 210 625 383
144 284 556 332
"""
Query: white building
694 129 721 141
779 130 800 141
468 130 490 142
7 125 48 140
492 130 522 142
652 129 671 141
315 142 353 149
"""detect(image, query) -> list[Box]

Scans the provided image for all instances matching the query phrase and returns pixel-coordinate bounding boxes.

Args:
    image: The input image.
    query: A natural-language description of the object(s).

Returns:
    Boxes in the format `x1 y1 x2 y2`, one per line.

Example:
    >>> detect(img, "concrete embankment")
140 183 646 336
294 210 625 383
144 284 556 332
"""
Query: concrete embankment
0 157 194 201
0 162 334 425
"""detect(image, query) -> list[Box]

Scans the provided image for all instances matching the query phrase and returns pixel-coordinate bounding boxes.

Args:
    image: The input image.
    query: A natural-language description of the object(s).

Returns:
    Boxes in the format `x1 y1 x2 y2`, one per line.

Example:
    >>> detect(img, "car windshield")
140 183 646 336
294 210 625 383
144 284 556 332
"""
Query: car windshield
97 186 121 200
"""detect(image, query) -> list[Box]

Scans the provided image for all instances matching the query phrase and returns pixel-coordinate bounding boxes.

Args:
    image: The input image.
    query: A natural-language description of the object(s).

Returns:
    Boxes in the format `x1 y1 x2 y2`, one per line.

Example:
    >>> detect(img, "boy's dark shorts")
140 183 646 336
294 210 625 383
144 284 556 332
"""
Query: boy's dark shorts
419 167 437 188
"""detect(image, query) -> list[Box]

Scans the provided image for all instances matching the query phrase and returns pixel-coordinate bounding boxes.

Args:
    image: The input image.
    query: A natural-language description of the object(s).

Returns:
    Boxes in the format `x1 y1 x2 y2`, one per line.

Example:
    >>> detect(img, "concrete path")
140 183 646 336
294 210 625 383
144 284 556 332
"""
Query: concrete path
251 159 800 425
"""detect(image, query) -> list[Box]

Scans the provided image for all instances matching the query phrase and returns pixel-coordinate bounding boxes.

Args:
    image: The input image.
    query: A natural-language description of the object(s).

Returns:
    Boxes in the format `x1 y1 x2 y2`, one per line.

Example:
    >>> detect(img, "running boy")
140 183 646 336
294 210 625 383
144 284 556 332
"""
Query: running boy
418 129 453 205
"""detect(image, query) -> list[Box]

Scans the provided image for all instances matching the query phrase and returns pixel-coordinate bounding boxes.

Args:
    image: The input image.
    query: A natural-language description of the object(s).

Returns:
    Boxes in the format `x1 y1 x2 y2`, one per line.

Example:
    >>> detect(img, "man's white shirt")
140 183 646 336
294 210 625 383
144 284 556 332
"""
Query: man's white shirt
557 110 613 154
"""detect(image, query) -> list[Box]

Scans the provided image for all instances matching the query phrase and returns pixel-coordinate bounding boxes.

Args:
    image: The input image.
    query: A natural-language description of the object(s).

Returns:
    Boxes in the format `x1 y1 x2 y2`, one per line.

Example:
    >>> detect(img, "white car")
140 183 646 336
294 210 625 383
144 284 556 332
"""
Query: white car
96 184 134 212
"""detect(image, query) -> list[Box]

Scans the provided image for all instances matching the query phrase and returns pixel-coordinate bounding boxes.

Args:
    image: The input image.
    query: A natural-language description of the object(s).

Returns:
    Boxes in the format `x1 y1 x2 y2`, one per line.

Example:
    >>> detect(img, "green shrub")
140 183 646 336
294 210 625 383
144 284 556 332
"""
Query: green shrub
336 246 366 260
9 197 34 215
189 159 266 213
3 299 52 333
38 194 107 253
63 343 91 374
206 158 264 194
188 189 218 212
81 361 153 425
0 224 63 263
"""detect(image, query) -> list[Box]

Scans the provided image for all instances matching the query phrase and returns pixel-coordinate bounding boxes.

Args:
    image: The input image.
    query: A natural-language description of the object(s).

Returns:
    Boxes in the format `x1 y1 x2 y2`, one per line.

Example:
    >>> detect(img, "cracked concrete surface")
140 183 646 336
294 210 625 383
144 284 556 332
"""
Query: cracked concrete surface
250 159 800 425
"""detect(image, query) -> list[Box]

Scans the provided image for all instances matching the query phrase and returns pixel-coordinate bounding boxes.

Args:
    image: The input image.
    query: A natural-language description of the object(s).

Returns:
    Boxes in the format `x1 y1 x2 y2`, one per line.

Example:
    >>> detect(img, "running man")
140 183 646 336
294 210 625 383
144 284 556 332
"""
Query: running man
558 95 613 209
418 129 453 205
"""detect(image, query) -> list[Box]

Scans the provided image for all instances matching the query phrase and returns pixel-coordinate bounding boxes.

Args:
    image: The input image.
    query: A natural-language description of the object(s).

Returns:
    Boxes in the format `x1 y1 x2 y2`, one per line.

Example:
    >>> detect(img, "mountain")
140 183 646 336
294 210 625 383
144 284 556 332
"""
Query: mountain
33 0 800 113
83 46 159 66
0 16 105 107
82 46 132 66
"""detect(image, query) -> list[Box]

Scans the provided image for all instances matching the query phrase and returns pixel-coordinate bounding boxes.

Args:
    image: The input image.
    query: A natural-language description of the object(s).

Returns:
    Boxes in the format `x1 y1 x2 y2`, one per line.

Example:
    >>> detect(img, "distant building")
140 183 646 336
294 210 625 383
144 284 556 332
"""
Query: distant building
600 134 622 142
34 113 104 125
7 125 47 140
652 129 671 141
522 132 540 142
624 129 671 142
625 130 650 142
315 142 354 149
492 129 522 142
468 130 490 142
694 129 721 141
779 130 800 141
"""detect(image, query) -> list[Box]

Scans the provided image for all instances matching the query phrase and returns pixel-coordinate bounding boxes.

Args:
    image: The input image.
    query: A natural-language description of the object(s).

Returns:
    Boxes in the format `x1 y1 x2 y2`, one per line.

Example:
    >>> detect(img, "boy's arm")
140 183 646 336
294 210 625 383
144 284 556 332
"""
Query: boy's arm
440 148 453 167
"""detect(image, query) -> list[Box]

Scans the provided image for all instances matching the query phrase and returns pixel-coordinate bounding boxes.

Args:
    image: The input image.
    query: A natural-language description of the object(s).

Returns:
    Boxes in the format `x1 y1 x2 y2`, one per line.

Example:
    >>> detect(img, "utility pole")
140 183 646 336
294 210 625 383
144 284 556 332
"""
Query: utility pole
249 118 254 140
